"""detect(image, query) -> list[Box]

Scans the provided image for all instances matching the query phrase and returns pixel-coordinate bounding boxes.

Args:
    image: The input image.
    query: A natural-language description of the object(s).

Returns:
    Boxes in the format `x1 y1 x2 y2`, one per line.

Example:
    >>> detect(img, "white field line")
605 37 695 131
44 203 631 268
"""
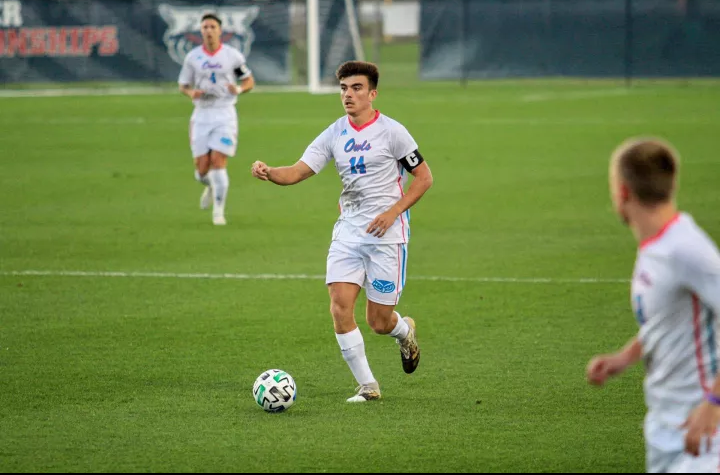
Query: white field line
520 88 632 102
0 85 311 98
0 116 714 127
0 269 629 284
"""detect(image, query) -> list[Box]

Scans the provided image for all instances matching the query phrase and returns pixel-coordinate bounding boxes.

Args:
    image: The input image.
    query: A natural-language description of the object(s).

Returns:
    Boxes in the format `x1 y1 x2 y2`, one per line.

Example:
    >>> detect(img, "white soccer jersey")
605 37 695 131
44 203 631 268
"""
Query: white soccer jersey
300 111 420 244
631 213 720 426
178 44 251 122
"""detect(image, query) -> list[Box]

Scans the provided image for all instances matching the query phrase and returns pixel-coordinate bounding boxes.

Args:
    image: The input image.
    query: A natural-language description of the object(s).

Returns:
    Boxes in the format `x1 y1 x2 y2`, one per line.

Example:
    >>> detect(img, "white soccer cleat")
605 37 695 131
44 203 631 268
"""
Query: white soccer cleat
346 383 381 403
200 186 212 210
212 214 227 226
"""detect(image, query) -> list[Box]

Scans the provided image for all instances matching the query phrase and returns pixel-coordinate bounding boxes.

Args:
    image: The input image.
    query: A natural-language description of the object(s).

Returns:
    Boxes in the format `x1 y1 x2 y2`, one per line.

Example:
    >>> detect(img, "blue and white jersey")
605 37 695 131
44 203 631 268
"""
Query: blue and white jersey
300 111 419 245
632 213 720 425
178 43 251 123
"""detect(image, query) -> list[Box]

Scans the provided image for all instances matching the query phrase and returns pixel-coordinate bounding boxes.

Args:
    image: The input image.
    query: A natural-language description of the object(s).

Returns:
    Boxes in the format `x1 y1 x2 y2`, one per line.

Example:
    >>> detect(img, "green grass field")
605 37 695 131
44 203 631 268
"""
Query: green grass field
1 80 719 473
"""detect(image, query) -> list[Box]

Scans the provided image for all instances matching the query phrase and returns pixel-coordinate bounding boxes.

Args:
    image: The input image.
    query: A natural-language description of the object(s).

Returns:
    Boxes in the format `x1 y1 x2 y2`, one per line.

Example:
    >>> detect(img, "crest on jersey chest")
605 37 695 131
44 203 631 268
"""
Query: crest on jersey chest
158 4 259 65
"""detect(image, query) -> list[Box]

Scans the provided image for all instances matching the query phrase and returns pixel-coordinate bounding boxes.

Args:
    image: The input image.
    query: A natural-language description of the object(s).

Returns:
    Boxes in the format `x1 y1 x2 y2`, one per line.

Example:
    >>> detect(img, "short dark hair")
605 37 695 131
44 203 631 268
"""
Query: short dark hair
336 61 379 90
616 138 679 205
201 12 222 26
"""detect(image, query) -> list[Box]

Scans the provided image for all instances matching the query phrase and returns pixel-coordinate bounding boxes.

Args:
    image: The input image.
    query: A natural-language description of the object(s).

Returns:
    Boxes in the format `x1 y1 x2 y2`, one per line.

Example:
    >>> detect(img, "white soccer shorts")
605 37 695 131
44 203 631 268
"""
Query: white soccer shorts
645 412 720 473
326 240 408 306
189 120 238 158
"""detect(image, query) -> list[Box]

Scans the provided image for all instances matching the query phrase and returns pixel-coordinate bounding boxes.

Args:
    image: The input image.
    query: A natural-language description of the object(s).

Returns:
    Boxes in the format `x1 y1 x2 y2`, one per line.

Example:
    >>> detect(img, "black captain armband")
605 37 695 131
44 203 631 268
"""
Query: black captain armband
234 65 250 79
399 150 425 172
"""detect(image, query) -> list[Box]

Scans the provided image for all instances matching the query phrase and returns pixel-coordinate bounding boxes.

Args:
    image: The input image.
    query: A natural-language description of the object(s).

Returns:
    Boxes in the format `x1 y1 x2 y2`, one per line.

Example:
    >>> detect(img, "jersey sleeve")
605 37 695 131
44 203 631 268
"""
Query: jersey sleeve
178 53 194 86
677 243 720 315
300 127 334 174
389 123 419 161
390 122 426 172
234 50 252 80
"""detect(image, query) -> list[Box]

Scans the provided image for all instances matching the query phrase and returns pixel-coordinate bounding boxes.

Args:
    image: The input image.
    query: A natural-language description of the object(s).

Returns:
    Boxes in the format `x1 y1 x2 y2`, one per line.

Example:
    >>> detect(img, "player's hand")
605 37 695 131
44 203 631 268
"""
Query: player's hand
190 89 205 99
586 353 628 386
366 209 400 238
251 161 270 181
227 84 241 96
682 400 720 456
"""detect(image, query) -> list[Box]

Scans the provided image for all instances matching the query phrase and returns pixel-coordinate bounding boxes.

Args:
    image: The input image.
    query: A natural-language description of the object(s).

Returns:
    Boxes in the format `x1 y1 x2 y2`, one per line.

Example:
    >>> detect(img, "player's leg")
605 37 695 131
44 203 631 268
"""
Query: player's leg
195 154 213 210
206 122 236 226
364 243 420 374
208 151 230 225
191 119 213 210
326 241 381 403
366 301 419 375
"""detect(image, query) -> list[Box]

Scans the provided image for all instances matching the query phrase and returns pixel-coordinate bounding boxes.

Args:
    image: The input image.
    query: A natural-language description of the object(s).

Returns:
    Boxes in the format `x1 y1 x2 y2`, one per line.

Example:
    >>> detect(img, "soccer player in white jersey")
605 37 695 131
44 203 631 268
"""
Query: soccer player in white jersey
586 138 720 473
178 12 255 226
250 61 434 403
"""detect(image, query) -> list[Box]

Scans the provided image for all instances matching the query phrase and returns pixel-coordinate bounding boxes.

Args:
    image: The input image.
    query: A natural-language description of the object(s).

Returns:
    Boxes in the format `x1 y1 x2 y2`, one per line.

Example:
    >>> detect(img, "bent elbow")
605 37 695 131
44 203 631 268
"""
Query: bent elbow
425 173 434 189
243 77 256 93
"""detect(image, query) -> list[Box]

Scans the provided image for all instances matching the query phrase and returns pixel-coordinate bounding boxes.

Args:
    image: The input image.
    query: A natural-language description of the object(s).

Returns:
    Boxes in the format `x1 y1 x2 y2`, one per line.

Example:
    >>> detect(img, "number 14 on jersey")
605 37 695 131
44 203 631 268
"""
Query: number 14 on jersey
350 156 366 174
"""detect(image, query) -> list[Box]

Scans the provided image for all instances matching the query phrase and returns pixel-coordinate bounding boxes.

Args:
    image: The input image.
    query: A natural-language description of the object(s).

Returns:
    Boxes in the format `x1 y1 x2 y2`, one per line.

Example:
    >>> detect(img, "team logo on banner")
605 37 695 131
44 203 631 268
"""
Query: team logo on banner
158 4 259 65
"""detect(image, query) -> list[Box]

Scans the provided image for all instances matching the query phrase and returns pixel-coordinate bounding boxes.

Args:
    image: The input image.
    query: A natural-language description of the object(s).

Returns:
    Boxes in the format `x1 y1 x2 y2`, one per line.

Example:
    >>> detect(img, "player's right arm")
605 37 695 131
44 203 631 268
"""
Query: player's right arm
179 84 204 100
586 336 643 386
251 126 333 186
251 160 315 186
177 52 204 100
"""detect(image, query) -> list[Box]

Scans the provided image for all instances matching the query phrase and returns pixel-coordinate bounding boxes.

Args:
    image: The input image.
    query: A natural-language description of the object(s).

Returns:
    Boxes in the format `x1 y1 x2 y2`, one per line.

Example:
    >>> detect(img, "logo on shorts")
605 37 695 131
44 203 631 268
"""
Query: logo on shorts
372 279 396 294
158 4 259 65
220 137 233 146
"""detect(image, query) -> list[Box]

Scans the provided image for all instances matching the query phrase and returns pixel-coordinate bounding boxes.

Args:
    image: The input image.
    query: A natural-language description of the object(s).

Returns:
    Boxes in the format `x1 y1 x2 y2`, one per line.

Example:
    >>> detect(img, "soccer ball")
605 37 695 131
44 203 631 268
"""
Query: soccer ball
252 369 297 413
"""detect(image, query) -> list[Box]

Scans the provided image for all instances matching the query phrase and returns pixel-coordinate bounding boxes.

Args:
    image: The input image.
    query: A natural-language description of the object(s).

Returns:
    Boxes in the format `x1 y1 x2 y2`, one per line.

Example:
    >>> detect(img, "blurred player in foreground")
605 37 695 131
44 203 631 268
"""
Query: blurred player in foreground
587 137 720 473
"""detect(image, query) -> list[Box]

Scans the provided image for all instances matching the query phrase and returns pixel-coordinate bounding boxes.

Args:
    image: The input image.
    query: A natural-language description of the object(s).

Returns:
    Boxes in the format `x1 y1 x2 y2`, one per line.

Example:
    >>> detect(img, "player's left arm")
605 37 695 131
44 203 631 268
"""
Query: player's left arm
679 245 720 456
228 52 255 95
391 158 433 217
366 151 433 238
231 72 254 95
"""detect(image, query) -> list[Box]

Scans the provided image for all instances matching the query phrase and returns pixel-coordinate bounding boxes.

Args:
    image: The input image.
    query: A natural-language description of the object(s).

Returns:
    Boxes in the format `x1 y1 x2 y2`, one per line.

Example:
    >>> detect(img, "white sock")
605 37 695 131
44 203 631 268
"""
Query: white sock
336 328 376 386
207 168 229 216
389 311 410 340
194 170 211 186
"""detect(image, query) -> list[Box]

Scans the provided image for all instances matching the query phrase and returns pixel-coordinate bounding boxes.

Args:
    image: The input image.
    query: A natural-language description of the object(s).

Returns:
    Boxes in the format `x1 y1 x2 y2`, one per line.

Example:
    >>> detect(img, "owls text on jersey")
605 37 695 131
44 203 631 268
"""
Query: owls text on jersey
632 213 720 425
178 44 251 114
300 111 425 245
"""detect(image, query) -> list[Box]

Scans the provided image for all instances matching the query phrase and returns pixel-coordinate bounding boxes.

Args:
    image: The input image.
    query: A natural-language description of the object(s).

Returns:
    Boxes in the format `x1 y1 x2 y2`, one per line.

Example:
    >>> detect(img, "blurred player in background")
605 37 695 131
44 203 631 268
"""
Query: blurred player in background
587 137 720 473
251 61 433 403
178 12 255 226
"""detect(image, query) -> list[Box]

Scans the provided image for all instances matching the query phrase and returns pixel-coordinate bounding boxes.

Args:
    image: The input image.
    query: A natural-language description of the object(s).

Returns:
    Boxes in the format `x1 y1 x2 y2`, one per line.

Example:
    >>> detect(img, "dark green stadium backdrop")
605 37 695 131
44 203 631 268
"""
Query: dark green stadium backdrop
420 0 720 80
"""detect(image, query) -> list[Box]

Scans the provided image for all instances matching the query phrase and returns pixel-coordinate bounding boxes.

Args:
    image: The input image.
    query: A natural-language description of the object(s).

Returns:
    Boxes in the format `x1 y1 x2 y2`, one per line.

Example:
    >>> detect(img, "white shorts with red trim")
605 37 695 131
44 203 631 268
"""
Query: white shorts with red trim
326 240 408 306
645 411 720 473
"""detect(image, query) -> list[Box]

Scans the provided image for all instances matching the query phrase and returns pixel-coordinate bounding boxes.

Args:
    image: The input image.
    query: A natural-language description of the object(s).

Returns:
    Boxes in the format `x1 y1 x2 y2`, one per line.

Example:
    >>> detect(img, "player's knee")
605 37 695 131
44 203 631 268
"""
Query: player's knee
197 166 210 177
195 156 211 176
366 308 393 335
210 152 228 169
367 318 387 334
330 301 353 320
330 301 357 334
